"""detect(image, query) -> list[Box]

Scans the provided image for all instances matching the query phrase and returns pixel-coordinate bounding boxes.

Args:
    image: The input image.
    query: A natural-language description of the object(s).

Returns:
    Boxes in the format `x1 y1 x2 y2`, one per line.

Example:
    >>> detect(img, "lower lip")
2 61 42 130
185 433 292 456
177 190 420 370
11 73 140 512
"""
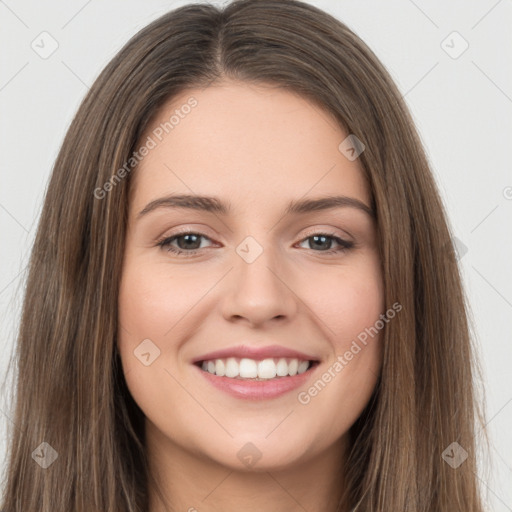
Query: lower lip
194 363 318 400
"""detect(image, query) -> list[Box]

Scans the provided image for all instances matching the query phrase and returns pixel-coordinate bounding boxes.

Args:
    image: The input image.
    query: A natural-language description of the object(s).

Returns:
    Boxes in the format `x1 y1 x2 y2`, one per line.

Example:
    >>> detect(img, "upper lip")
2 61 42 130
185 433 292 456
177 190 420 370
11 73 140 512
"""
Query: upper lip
192 344 320 364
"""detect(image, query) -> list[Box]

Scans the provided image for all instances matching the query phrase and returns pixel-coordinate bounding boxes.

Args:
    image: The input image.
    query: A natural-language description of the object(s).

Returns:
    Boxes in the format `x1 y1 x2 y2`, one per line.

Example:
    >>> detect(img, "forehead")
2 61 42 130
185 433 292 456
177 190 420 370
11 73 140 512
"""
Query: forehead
131 80 370 213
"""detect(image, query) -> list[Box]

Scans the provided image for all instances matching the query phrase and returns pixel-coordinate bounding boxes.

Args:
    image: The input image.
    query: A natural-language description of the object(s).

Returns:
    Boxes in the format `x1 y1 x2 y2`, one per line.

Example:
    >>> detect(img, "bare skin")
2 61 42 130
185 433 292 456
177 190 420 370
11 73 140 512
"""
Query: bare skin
118 80 384 512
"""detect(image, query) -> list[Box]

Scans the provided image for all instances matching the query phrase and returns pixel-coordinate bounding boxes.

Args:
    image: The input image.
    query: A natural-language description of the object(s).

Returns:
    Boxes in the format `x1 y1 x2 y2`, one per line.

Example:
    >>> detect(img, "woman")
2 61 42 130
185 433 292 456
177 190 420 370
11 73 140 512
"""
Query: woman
1 0 486 510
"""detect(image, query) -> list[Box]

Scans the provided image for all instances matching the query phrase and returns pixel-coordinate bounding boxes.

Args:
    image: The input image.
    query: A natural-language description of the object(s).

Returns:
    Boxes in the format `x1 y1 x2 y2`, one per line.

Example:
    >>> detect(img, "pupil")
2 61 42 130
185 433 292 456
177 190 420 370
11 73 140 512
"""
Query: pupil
179 234 200 250
312 235 330 250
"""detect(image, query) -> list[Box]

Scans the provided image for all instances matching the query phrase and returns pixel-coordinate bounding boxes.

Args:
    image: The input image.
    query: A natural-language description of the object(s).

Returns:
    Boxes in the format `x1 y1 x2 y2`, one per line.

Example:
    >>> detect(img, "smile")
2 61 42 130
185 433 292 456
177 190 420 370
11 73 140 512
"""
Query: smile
198 357 315 380
194 357 320 400
191 344 321 399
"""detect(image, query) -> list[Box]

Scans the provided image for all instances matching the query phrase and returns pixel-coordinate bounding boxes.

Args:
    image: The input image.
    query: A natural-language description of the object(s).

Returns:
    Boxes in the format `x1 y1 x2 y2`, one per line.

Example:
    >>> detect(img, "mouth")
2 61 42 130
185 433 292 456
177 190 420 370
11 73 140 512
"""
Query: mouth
194 356 320 400
195 357 320 381
191 345 321 399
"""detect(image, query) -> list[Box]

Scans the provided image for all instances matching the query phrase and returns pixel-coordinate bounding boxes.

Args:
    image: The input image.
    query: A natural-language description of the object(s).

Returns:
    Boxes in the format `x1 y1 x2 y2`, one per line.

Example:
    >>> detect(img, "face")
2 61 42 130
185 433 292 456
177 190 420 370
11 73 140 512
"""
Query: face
118 80 384 473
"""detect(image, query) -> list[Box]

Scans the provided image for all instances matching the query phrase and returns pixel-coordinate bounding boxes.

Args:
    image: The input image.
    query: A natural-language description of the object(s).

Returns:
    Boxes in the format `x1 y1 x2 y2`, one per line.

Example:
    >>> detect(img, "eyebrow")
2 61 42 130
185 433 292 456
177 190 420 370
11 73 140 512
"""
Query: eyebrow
137 194 375 219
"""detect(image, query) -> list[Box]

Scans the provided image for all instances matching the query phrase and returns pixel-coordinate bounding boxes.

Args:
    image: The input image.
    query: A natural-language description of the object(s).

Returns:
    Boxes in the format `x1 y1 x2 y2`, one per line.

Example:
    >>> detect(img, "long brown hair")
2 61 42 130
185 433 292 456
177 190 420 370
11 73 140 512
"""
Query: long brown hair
1 0 487 510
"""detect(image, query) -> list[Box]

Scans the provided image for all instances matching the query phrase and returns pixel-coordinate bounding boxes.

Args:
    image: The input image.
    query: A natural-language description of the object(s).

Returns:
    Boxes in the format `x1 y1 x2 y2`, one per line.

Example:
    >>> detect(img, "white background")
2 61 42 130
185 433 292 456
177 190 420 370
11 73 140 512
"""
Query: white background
0 0 511 509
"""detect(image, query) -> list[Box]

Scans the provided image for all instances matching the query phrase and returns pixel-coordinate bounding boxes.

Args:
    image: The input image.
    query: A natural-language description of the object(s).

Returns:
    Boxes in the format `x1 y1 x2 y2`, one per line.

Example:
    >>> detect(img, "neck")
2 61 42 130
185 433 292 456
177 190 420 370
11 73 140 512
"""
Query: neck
146 420 350 512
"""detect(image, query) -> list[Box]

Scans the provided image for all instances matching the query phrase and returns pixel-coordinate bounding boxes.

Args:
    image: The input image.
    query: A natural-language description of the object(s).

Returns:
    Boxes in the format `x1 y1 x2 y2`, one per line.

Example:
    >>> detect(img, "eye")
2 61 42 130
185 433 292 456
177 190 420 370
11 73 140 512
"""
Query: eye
156 230 354 257
157 231 213 256
297 232 354 254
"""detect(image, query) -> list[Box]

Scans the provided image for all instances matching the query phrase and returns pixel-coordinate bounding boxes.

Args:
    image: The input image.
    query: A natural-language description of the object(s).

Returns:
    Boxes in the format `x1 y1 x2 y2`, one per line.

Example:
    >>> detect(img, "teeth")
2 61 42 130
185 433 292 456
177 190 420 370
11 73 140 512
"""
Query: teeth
276 358 289 376
239 358 258 378
297 360 309 374
200 357 312 379
225 357 239 378
215 359 225 377
258 359 277 379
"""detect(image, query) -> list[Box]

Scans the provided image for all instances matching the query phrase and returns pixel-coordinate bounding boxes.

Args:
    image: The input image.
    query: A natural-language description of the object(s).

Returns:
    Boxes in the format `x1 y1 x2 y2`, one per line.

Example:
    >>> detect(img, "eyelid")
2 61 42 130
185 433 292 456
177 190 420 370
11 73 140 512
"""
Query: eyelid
299 225 353 242
157 225 218 242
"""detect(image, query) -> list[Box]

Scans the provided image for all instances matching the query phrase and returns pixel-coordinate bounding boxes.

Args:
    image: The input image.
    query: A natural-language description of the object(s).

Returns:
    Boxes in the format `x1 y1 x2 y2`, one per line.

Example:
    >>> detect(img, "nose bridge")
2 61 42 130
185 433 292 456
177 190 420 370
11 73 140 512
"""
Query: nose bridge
222 234 297 325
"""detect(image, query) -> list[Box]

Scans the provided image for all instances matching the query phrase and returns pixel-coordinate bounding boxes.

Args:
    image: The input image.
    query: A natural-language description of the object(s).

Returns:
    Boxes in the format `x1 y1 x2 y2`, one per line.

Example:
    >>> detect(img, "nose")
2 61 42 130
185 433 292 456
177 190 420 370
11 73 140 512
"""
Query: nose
221 244 298 328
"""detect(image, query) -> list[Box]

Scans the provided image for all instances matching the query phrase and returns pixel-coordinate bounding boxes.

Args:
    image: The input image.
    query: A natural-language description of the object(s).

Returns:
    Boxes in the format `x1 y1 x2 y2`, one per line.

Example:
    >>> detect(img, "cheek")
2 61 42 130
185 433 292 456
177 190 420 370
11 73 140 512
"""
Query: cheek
294 258 384 426
117 259 180 389
118 261 206 343
116 260 194 418
311 257 384 348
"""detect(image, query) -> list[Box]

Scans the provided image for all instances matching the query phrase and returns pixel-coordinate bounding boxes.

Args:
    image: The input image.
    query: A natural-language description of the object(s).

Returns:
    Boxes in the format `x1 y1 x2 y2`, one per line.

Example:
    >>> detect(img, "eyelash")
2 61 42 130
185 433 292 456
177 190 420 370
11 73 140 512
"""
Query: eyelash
156 230 354 257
